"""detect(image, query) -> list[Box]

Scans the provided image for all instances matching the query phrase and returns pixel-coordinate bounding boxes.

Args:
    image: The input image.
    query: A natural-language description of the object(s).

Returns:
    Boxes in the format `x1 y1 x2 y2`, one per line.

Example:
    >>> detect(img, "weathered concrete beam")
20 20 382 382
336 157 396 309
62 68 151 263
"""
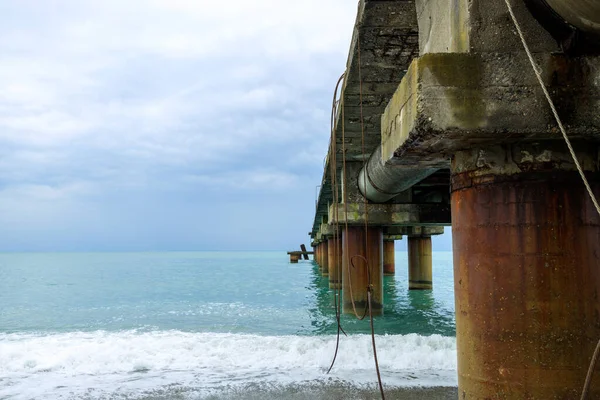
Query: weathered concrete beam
383 234 403 241
416 0 559 55
328 202 451 226
380 52 600 169
319 223 335 239
385 226 444 236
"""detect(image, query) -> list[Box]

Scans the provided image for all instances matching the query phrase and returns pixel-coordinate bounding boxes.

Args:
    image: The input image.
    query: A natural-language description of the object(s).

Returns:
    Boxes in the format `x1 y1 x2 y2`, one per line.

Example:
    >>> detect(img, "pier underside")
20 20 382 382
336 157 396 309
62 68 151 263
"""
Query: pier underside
309 0 600 397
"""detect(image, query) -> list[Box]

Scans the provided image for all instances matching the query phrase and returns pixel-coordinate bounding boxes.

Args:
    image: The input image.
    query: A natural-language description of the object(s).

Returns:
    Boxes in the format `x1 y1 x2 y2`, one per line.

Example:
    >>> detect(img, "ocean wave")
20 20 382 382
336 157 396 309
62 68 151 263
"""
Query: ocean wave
0 330 457 399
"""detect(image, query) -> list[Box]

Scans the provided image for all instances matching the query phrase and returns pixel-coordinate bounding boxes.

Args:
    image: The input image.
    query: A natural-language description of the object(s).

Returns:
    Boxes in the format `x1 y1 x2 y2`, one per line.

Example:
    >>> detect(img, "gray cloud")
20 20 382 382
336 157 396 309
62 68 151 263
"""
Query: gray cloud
0 1 455 251
0 0 359 250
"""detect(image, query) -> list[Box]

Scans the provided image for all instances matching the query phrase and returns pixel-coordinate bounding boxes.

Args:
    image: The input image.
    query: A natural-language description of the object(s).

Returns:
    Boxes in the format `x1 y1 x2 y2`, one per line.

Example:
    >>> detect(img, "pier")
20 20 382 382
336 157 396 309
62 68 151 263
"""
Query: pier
307 0 600 398
287 244 313 263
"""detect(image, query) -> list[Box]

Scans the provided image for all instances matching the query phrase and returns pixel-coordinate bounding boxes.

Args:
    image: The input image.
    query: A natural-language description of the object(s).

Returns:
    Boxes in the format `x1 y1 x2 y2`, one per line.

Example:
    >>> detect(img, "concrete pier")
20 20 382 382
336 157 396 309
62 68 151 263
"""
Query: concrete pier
383 238 395 276
328 237 342 290
407 236 432 290
307 0 600 396
342 226 383 316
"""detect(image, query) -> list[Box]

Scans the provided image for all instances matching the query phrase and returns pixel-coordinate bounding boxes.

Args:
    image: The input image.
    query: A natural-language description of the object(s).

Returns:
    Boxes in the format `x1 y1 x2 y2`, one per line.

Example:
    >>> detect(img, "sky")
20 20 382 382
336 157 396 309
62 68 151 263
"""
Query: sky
0 0 452 252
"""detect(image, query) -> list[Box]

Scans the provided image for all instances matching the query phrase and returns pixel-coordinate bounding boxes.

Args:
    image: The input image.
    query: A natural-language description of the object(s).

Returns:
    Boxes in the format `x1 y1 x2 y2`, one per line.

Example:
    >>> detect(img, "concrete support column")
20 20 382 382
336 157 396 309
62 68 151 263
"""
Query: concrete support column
315 245 321 268
328 237 342 289
342 226 383 316
407 236 433 290
451 146 600 399
383 239 395 276
320 240 329 276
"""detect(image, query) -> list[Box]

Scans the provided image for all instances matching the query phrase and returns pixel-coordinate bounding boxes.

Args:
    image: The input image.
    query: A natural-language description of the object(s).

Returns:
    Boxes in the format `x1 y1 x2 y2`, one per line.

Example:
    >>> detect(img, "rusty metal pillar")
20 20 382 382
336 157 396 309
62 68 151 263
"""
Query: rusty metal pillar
319 244 324 269
383 238 396 276
451 145 600 399
321 240 329 276
328 237 342 289
408 236 433 290
315 245 321 268
342 226 383 316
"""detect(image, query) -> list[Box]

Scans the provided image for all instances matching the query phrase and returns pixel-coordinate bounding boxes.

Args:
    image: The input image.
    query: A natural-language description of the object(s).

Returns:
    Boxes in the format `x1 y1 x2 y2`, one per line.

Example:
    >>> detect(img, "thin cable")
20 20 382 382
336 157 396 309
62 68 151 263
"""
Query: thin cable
327 73 347 375
348 254 385 399
582 339 600 400
368 291 385 400
504 1 600 397
357 24 371 277
348 255 369 321
331 23 386 400
358 27 385 399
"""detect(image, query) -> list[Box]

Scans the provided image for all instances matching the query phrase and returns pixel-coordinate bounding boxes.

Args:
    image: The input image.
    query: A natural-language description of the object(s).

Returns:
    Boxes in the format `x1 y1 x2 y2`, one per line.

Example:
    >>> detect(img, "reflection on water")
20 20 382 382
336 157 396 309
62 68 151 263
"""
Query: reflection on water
305 252 456 336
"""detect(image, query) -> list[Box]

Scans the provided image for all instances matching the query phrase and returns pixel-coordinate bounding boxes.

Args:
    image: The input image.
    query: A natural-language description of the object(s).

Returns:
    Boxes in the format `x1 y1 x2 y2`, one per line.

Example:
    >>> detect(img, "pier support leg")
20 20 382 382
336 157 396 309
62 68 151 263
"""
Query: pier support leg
408 236 433 290
321 240 329 276
316 244 322 270
383 239 395 276
342 227 383 316
328 237 342 289
452 146 600 399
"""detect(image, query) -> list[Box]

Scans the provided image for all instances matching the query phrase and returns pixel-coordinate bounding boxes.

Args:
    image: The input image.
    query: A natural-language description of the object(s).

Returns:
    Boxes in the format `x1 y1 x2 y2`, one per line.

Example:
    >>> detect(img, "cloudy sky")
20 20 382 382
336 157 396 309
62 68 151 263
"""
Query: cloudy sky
0 0 451 251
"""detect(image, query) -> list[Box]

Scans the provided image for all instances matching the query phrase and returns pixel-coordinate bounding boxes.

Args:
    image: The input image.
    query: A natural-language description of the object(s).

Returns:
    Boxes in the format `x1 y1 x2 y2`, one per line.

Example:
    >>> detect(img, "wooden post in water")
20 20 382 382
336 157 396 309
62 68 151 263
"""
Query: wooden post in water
300 244 309 260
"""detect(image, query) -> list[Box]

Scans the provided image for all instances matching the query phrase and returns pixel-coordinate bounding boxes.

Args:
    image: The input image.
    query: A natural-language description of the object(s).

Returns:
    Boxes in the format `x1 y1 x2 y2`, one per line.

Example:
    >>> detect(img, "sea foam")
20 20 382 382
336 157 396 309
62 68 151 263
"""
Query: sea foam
0 330 457 399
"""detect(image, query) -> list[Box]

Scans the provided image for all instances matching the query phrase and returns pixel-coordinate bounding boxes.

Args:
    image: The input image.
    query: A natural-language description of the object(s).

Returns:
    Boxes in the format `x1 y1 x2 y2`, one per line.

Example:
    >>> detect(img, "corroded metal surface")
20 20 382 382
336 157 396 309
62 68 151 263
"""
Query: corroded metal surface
315 245 321 269
342 227 383 316
452 166 600 398
383 239 396 276
328 237 342 290
407 236 432 290
321 241 329 277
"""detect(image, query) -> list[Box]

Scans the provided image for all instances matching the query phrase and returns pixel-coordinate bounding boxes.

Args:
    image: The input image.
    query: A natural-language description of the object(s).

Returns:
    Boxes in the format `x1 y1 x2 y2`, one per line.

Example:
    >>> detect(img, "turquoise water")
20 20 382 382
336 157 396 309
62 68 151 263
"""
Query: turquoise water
0 252 457 399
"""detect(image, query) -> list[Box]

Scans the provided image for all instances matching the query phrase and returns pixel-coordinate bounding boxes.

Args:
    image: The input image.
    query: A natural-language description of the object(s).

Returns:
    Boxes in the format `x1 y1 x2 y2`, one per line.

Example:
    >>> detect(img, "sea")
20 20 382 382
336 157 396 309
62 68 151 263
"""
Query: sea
0 252 457 400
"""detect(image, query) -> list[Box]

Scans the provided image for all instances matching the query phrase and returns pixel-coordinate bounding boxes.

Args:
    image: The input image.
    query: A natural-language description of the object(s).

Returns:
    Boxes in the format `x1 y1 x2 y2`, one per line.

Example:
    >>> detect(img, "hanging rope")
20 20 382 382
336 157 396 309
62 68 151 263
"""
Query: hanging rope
503 1 600 398
354 29 385 400
325 25 385 399
327 72 347 375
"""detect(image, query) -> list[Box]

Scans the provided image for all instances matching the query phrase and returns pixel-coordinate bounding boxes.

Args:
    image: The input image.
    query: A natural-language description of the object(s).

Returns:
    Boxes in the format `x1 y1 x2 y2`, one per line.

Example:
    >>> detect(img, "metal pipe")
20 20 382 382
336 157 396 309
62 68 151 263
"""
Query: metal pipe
358 146 437 203
545 0 600 34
